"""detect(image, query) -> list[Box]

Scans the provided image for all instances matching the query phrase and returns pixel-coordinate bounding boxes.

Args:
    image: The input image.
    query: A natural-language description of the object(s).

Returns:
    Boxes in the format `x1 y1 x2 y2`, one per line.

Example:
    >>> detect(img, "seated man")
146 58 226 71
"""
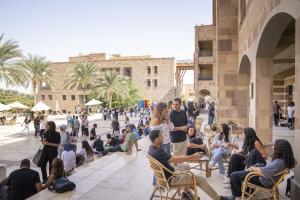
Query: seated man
103 126 141 155
93 135 105 153
90 123 97 140
5 159 42 200
105 133 119 147
148 130 221 200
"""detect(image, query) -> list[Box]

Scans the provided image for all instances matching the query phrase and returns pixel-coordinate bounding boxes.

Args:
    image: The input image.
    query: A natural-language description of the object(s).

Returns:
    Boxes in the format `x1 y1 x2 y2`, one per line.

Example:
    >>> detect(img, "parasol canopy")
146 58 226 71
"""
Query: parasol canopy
31 101 51 112
0 103 11 111
7 101 29 109
85 99 102 106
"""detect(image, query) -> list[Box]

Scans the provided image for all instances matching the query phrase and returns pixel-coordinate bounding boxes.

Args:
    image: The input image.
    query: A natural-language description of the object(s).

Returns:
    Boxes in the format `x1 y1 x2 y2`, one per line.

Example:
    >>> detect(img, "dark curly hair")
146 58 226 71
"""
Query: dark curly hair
272 139 296 169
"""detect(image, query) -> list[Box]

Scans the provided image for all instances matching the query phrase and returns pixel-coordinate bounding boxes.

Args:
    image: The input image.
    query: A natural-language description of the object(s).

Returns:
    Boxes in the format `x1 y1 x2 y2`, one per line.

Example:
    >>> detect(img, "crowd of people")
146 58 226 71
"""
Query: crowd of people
147 98 296 200
0 97 297 200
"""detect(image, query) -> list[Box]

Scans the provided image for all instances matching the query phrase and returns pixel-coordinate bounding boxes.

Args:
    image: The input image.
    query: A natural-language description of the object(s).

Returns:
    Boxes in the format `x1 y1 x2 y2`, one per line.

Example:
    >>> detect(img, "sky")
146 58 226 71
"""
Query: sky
0 0 212 94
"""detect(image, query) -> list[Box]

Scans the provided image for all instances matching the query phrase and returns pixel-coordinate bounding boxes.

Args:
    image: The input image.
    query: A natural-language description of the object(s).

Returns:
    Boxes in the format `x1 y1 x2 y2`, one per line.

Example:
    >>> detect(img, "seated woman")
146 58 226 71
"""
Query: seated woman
61 144 76 175
93 136 104 154
41 158 64 189
221 139 296 200
77 140 94 162
224 128 267 185
208 123 238 176
186 126 206 155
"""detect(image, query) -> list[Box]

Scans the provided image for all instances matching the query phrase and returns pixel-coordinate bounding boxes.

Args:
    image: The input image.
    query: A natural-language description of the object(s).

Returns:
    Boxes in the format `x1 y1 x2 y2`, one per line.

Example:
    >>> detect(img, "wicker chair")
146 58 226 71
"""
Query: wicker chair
241 169 290 200
147 156 198 200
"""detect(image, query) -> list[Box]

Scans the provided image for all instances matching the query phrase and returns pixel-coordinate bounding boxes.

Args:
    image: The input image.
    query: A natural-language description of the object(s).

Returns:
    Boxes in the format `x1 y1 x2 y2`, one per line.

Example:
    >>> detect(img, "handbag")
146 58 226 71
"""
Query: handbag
32 146 44 167
50 177 76 193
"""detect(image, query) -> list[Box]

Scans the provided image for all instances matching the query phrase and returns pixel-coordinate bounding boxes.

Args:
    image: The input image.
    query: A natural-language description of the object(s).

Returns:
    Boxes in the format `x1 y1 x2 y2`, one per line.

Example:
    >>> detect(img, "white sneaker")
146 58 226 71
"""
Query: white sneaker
200 155 209 161
223 178 230 184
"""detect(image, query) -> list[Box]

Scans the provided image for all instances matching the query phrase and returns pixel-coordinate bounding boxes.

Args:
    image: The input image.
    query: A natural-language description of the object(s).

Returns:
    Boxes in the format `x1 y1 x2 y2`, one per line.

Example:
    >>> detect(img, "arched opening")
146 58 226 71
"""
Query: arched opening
199 89 211 109
239 55 251 127
255 12 295 143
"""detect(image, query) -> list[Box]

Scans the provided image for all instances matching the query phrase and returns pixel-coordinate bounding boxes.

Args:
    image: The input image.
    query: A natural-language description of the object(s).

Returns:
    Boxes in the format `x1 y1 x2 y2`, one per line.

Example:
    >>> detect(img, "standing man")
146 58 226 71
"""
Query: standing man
208 102 215 125
66 111 72 128
273 100 281 127
111 118 120 137
169 98 189 156
33 113 41 137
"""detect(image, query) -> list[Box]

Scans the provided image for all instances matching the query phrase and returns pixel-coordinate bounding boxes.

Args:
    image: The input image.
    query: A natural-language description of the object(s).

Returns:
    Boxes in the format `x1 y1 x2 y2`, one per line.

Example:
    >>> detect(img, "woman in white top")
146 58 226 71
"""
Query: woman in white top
78 140 94 162
61 144 76 173
39 115 47 140
287 101 295 129
209 123 238 176
150 102 174 154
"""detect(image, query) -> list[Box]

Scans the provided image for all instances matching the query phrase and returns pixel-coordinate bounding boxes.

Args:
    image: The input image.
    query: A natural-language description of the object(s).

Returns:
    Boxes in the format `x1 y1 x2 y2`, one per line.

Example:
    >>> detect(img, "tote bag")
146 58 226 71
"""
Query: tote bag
32 146 44 167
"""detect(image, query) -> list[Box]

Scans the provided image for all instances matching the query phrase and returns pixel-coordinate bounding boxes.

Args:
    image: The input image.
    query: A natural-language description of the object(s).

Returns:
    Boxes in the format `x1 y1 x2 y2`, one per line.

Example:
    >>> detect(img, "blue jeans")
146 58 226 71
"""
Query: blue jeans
153 143 170 185
209 147 230 174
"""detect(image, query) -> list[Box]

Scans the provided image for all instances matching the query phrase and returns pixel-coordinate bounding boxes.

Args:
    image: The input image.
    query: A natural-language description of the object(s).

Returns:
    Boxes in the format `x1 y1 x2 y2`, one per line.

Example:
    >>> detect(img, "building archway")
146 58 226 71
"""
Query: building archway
238 55 251 127
254 12 295 143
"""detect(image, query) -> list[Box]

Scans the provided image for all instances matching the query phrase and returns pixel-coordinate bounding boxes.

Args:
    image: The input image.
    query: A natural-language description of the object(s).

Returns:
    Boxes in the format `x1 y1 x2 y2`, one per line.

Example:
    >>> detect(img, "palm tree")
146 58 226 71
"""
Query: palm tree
0 33 24 85
64 61 97 104
18 54 53 104
94 70 129 109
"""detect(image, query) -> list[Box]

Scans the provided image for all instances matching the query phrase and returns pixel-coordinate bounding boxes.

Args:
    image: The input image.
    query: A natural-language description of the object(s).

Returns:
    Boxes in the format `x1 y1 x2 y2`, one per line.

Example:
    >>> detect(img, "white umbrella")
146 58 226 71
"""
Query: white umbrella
31 101 51 112
0 103 11 111
85 99 102 106
7 101 29 109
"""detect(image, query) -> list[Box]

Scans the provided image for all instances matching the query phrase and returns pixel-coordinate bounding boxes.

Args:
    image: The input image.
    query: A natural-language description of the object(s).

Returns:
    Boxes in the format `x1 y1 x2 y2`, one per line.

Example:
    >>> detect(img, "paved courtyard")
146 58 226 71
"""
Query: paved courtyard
0 112 294 199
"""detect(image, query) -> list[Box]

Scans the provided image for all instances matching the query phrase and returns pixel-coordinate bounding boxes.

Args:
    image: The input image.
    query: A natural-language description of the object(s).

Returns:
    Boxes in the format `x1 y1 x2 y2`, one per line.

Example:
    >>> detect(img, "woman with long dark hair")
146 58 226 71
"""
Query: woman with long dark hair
41 158 65 189
221 139 296 200
186 126 206 155
40 121 61 183
78 140 94 162
223 127 267 186
209 123 238 176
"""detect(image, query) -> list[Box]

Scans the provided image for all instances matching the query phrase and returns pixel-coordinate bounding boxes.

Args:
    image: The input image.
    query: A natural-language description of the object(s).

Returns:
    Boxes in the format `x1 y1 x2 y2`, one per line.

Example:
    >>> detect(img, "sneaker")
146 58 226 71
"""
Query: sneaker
223 178 230 184
200 155 209 161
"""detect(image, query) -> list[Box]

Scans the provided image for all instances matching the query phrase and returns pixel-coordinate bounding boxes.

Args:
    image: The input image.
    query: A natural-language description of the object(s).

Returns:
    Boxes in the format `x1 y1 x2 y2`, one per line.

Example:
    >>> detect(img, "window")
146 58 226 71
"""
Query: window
147 66 151 75
153 79 158 87
48 95 52 100
41 95 45 100
71 95 75 101
154 66 158 74
63 95 67 100
147 79 151 87
124 67 132 79
198 64 213 80
240 0 246 25
250 83 254 99
218 39 232 51
199 41 213 57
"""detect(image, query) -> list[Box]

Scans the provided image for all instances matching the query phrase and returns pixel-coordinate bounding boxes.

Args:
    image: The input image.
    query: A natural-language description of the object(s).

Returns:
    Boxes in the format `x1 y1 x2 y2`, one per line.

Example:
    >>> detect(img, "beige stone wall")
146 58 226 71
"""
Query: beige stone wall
37 55 175 113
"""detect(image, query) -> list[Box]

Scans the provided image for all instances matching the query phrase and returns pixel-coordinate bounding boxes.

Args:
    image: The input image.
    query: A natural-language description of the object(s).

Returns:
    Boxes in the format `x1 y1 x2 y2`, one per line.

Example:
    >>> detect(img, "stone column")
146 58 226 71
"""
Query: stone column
291 17 300 200
255 58 273 143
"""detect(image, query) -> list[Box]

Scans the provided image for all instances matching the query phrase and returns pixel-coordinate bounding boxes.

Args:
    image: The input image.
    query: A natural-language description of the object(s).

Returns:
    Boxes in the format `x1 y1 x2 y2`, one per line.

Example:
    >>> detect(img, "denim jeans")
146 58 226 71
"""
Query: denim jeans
209 147 230 174
153 143 171 185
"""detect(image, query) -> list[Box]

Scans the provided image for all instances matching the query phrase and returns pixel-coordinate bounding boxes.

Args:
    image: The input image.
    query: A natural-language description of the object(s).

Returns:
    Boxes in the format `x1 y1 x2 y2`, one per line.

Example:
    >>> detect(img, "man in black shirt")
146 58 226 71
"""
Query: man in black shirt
208 103 215 125
6 159 41 200
169 98 189 156
148 130 221 200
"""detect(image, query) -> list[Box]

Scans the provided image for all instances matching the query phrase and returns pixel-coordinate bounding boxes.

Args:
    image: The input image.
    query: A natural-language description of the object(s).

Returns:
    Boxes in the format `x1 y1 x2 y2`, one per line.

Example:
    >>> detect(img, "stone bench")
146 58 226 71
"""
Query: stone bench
28 138 152 200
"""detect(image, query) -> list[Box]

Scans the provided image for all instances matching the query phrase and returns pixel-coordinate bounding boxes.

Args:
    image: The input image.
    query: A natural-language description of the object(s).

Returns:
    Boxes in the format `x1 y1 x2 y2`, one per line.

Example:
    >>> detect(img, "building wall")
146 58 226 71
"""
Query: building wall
37 54 176 113
194 25 218 103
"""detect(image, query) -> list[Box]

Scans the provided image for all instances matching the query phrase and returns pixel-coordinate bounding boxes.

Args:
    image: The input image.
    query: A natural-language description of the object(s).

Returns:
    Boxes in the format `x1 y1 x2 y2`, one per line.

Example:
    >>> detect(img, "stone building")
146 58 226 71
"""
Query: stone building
37 53 176 113
195 0 300 197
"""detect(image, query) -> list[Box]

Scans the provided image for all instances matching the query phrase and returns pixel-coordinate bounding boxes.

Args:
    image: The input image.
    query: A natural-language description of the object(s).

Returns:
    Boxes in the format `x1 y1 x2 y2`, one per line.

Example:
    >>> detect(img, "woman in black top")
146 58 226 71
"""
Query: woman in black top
40 121 61 182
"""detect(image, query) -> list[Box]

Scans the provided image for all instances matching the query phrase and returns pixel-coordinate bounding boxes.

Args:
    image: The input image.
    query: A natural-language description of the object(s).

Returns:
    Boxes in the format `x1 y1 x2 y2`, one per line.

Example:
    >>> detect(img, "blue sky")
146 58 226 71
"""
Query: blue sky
1 0 212 93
